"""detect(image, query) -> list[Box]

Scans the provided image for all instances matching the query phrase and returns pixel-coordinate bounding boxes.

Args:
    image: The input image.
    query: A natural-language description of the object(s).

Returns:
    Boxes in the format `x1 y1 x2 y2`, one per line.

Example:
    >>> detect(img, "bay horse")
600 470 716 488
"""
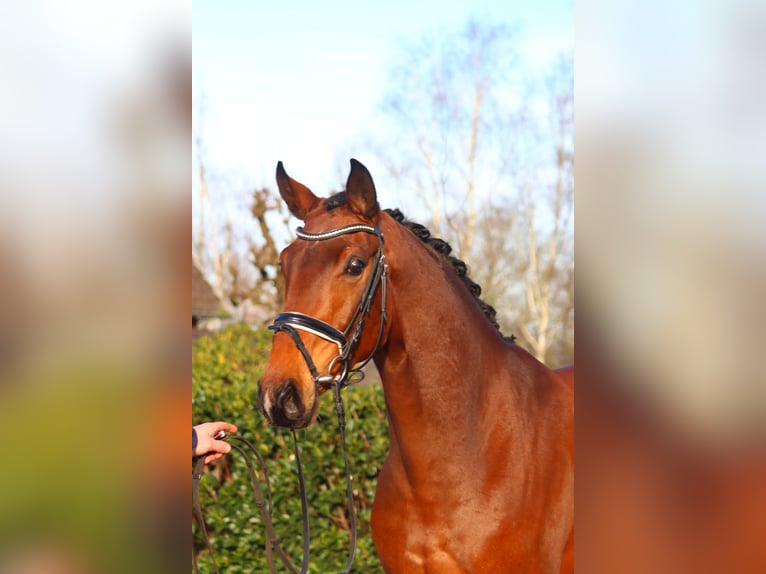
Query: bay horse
257 159 574 573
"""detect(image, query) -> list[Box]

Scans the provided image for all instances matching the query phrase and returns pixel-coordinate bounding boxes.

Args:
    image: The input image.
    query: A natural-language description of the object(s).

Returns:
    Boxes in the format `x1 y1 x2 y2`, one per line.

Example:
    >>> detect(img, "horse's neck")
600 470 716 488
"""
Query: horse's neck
373 220 524 488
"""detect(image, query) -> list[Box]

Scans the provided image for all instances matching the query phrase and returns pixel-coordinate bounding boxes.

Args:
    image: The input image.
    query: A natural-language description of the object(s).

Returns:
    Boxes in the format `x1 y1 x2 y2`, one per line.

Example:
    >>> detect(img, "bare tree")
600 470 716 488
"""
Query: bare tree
505 54 574 365
248 187 290 316
373 20 573 365
379 19 519 256
193 136 228 303
193 133 290 322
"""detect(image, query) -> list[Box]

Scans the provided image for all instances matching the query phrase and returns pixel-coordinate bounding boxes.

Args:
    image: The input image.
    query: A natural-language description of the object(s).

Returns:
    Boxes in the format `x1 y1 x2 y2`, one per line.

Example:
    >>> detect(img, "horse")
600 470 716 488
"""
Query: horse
257 159 574 573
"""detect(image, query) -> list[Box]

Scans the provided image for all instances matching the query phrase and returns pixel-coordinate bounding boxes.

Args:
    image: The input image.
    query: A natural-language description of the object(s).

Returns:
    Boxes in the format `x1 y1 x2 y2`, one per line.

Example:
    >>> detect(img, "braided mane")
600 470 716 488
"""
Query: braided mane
324 192 513 342
384 208 514 343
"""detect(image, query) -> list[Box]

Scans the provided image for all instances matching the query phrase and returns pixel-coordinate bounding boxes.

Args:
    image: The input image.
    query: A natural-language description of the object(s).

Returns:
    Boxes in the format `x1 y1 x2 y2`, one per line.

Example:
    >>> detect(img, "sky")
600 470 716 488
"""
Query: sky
192 0 573 206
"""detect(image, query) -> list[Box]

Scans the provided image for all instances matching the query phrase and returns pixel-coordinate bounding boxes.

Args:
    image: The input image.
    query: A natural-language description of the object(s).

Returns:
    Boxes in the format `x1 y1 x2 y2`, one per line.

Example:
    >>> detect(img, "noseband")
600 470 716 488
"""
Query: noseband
268 223 388 389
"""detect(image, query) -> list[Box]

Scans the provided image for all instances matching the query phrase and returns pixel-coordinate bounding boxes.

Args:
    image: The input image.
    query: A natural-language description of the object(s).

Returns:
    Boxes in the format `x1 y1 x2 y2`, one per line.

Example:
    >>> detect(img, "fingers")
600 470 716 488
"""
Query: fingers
219 422 238 434
193 420 239 463
204 452 224 464
208 439 232 455
195 438 229 459
202 440 230 463
194 421 238 438
207 421 238 436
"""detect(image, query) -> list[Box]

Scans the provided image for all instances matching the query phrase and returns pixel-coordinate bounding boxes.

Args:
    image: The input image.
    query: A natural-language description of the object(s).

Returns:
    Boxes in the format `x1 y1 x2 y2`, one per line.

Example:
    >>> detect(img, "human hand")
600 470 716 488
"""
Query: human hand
193 421 238 463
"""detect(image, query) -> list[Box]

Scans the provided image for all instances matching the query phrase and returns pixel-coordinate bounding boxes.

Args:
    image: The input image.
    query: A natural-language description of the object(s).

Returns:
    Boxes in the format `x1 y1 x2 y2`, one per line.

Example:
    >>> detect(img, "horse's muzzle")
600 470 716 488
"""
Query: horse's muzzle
258 379 314 429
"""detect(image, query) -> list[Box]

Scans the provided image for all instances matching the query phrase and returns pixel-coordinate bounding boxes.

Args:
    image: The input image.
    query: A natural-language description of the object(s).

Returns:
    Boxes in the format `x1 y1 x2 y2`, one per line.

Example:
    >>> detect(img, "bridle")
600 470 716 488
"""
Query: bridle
263 222 387 572
193 224 388 573
268 222 388 390
194 222 388 574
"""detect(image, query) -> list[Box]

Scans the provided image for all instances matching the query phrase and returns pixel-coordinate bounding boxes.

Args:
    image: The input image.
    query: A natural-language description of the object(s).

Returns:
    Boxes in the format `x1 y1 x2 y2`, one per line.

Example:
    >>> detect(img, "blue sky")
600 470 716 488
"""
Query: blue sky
193 0 572 208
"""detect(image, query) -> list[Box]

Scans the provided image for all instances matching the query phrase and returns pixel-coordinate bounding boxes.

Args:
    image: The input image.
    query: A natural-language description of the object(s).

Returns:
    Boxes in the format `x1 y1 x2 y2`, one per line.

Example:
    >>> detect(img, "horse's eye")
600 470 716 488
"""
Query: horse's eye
346 258 366 276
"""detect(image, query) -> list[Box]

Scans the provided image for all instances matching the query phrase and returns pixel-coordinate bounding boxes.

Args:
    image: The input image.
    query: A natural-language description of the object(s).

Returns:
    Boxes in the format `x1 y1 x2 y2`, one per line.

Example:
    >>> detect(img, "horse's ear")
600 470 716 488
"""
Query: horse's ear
345 159 379 219
276 161 319 220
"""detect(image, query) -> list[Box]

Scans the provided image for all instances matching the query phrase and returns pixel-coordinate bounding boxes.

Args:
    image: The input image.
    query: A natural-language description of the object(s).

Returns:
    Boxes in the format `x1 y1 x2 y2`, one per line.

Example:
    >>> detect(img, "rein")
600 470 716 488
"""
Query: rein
194 223 388 573
192 385 355 574
192 432 308 574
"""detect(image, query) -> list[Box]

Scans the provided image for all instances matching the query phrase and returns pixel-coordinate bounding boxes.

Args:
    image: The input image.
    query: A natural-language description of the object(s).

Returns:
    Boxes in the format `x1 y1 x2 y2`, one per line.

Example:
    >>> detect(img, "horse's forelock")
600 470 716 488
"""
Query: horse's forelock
324 191 347 212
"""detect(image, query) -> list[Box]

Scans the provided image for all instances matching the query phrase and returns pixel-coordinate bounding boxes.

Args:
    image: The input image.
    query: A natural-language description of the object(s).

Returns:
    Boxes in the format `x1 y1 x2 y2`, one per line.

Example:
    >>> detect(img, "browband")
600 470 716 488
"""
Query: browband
295 224 381 242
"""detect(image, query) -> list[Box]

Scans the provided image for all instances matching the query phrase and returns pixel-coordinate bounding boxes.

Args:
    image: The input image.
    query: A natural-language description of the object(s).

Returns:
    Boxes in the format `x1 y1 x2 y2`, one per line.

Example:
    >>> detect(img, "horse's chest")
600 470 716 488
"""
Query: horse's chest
371 465 564 573
371 510 511 574
370 508 470 574
371 476 507 572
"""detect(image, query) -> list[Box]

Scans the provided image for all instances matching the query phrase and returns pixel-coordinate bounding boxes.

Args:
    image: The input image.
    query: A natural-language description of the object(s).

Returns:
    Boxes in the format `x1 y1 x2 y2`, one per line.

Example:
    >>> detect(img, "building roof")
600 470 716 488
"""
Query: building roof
192 261 223 317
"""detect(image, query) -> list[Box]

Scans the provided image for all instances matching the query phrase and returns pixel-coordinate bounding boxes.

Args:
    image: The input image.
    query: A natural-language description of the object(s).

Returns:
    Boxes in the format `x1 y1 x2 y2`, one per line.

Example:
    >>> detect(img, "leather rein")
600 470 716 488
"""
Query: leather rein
193 432 310 574
193 223 388 573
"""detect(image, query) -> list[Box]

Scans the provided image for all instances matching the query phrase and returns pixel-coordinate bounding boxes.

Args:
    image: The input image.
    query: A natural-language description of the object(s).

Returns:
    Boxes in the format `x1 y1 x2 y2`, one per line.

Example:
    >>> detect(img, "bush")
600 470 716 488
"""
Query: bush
192 323 388 573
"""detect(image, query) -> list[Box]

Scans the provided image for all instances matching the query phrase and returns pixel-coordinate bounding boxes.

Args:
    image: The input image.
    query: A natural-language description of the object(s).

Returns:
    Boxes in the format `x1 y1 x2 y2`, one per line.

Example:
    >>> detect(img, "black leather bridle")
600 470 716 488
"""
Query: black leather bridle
268 223 388 390
193 227 390 574
251 222 388 573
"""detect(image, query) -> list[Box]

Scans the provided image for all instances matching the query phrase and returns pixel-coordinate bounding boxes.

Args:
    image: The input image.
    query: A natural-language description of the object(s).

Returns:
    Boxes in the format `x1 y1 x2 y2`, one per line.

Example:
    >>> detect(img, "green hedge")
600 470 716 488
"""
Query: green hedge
192 323 388 573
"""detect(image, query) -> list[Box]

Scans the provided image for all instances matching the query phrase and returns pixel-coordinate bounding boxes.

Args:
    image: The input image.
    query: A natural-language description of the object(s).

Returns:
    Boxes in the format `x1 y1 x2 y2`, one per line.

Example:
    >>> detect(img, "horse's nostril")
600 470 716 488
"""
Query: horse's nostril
283 394 299 419
271 379 304 426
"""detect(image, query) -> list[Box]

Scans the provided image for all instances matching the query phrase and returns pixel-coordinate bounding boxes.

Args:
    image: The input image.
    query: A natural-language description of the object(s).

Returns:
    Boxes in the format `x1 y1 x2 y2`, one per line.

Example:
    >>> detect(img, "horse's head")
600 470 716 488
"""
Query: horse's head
257 159 389 429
